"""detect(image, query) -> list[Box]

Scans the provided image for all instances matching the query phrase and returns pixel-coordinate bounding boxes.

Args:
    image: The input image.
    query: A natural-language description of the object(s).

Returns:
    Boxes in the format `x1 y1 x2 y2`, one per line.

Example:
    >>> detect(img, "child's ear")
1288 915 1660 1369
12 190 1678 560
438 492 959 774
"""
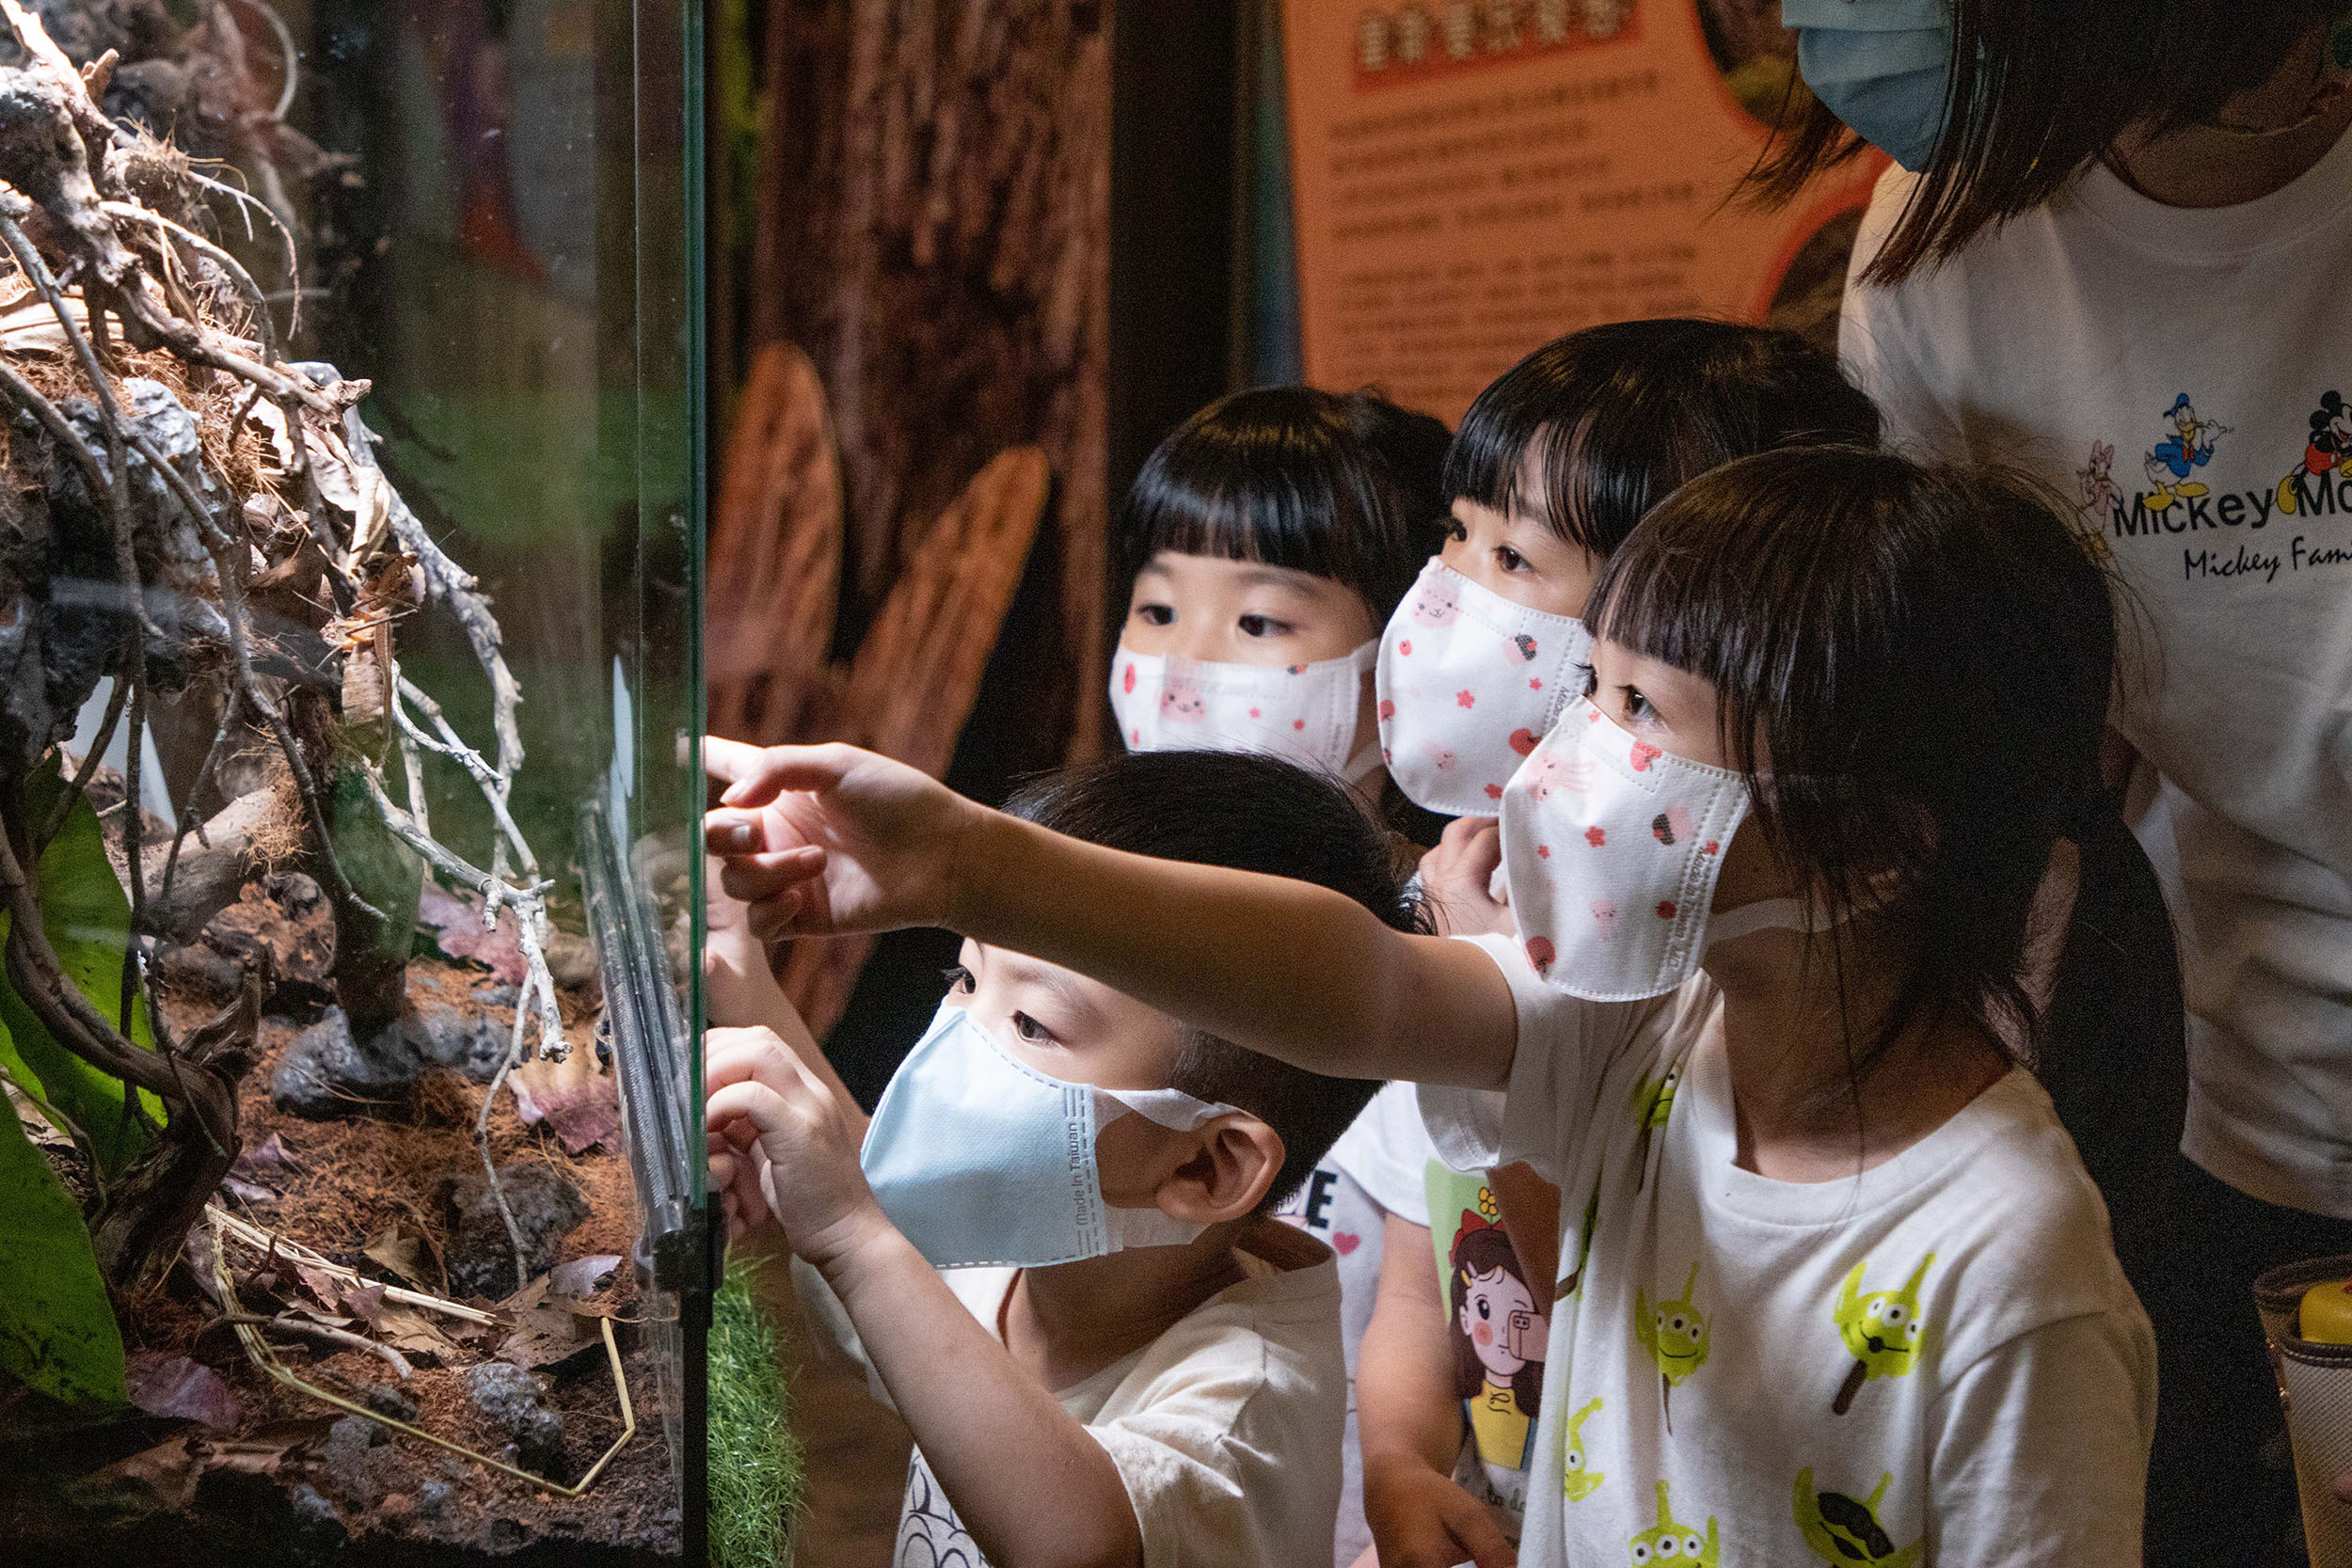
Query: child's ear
1154 1114 1286 1226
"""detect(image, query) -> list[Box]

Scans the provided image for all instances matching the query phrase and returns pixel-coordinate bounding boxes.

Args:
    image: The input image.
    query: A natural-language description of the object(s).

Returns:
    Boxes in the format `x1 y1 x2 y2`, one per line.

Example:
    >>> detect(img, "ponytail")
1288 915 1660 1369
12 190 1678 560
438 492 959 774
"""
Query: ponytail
2037 799 2187 1273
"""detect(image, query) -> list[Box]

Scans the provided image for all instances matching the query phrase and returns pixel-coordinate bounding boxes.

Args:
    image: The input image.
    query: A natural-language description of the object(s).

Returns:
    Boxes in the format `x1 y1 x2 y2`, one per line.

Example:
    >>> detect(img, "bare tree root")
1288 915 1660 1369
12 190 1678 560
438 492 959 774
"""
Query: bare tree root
0 0 565 1292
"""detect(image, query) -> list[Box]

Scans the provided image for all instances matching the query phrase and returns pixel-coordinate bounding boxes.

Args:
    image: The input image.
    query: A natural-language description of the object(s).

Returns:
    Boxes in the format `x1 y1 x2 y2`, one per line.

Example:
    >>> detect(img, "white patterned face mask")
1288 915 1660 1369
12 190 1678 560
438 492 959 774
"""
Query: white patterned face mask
1109 641 1382 782
1499 697 1827 1000
1375 557 1594 816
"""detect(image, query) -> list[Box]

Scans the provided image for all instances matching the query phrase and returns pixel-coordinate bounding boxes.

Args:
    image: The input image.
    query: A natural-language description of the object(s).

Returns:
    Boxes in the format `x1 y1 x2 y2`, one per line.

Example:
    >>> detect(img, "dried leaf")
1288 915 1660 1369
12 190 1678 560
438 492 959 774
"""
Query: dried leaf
494 1275 601 1370
125 1352 243 1431
550 1254 622 1298
510 1046 620 1154
371 1304 461 1364
218 1175 276 1205
340 1280 388 1329
419 885 527 984
293 1262 346 1314
231 1132 296 1175
69 1433 202 1514
361 1217 428 1285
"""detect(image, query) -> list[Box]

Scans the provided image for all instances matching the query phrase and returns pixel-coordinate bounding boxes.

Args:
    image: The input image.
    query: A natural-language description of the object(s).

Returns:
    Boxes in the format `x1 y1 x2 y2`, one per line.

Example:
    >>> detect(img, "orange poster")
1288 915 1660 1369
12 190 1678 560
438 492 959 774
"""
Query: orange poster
1282 0 1890 421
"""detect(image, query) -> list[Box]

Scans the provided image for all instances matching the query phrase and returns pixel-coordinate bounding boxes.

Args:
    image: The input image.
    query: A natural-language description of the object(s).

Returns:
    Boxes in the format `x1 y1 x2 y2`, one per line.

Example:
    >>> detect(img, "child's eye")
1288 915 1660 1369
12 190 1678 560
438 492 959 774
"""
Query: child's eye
1442 517 1467 543
1237 613 1293 639
1575 661 1597 698
1009 1010 1055 1044
1135 603 1174 627
1493 546 1528 574
1618 687 1659 724
942 965 974 994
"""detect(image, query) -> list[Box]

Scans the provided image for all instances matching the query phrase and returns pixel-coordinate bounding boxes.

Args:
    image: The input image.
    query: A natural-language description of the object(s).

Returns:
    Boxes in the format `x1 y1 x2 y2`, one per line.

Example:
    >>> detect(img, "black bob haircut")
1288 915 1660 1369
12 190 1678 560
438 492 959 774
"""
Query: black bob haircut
1443 318 1881 562
1115 386 1453 626
1587 446 2133 1082
1749 1 2344 284
1002 749 1427 1211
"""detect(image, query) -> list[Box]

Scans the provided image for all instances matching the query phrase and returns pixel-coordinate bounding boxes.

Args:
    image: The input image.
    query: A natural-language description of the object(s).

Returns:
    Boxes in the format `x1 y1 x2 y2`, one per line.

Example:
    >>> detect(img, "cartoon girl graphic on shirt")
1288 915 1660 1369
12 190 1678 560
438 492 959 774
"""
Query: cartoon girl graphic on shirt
2142 392 2230 511
1450 1208 1547 1476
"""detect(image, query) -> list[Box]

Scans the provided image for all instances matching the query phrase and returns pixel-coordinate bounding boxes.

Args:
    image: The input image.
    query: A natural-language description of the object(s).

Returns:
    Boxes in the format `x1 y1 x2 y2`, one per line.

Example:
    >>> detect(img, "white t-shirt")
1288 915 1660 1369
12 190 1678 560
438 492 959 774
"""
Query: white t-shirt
1839 145 2352 1219
1279 1080 1434 1564
798 1220 1347 1568
1420 934 2157 1567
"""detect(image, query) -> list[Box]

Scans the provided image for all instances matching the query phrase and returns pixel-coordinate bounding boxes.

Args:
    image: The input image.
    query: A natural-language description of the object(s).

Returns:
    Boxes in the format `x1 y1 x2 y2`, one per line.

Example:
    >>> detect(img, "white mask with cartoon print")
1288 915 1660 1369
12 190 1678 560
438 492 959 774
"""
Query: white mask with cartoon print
1500 697 1820 1000
1109 641 1382 782
1375 556 1594 816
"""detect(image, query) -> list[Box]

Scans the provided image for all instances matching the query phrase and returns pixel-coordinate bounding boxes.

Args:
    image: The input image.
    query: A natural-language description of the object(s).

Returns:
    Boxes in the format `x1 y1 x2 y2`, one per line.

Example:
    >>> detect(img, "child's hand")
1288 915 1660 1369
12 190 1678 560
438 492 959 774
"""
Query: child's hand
704 739 983 943
1418 816 1514 939
704 1024 887 1274
1362 1452 1518 1568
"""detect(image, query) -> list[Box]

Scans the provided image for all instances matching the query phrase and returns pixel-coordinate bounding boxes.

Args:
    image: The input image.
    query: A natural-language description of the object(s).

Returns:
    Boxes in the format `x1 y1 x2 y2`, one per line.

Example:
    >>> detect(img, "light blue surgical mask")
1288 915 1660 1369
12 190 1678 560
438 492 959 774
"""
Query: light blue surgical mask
1784 0 1954 172
859 1002 1241 1270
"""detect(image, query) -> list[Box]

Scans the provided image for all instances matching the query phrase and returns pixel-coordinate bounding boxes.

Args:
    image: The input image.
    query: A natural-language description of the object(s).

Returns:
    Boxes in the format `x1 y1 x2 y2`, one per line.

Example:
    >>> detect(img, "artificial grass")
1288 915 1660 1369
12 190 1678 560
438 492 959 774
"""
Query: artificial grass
710 1263 803 1567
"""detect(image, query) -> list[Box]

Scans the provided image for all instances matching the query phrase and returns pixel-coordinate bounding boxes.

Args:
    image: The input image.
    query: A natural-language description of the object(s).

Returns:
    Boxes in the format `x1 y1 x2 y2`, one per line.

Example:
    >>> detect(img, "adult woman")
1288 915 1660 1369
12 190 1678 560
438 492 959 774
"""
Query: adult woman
1772 5 2352 1562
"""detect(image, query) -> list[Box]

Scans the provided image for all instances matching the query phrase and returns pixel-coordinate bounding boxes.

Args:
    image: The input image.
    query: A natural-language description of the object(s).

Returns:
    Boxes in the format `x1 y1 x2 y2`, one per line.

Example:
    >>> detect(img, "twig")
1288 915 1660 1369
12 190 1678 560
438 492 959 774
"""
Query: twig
234 1311 412 1378
203 1204 498 1325
40 673 125 847
158 689 240 907
477 990 532 1294
98 199 280 371
229 0 300 122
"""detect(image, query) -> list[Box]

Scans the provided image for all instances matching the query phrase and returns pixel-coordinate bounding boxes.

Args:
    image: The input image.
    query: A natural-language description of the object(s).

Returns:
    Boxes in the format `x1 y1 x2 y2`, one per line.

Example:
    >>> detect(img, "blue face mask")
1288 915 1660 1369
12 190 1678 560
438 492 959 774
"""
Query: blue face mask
859 1002 1242 1270
1784 0 1955 173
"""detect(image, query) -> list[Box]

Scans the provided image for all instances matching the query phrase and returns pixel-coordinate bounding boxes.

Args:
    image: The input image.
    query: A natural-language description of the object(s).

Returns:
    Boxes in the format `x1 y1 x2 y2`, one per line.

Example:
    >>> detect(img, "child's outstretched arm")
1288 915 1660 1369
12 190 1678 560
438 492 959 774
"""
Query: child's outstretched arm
706 741 1518 1090
707 1025 1146 1568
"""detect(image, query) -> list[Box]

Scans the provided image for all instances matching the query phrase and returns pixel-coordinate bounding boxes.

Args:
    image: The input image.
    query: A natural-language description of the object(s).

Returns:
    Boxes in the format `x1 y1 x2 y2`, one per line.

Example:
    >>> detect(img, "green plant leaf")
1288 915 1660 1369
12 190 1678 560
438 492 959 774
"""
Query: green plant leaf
0 759 162 1180
0 1064 128 1405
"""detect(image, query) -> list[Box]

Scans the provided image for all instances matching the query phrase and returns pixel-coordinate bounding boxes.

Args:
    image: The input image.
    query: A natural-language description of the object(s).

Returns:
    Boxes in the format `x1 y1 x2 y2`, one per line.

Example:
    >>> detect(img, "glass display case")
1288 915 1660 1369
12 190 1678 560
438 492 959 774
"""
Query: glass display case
0 1 705 1560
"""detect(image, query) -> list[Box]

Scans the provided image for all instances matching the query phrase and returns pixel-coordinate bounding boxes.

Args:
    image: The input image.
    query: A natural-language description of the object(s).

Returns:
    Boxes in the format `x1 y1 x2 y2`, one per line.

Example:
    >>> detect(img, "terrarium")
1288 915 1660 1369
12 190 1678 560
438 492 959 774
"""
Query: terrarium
0 1 706 1561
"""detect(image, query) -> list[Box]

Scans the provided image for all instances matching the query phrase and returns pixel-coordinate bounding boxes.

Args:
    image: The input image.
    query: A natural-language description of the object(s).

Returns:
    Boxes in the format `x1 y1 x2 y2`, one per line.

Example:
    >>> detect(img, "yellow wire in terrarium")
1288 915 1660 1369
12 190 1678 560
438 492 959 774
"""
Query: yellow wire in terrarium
205 1208 636 1497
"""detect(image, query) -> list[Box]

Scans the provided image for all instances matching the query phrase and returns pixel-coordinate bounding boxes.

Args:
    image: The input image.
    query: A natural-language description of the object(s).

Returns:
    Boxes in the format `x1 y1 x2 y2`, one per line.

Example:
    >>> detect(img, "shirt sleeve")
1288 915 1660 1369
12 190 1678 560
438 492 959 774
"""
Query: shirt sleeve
1926 1307 2157 1568
1417 932 1654 1185
1089 1340 1343 1568
1838 166 1969 463
1327 1081 1437 1225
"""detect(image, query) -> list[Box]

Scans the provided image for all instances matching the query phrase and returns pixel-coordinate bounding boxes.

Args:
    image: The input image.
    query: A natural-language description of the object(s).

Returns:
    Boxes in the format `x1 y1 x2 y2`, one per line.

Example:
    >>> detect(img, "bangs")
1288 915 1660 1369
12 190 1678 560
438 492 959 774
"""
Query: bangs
1115 387 1450 622
1443 319 1879 561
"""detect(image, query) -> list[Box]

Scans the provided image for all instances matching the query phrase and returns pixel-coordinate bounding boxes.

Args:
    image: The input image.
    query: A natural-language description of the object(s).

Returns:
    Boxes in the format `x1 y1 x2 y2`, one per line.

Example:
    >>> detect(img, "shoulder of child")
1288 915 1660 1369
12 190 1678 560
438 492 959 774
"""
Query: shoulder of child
1902 1069 2146 1378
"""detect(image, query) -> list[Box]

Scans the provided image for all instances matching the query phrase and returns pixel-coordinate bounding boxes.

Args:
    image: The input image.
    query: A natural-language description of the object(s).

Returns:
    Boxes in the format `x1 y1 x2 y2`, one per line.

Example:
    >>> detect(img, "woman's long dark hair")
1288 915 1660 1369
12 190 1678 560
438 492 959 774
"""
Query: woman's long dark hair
1115 386 1452 626
1750 0 2342 283
1587 447 2179 1099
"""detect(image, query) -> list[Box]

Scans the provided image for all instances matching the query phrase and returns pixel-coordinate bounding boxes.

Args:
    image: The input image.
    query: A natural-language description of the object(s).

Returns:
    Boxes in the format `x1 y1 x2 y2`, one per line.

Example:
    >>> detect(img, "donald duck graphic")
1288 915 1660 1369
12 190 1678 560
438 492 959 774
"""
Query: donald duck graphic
2142 393 2231 511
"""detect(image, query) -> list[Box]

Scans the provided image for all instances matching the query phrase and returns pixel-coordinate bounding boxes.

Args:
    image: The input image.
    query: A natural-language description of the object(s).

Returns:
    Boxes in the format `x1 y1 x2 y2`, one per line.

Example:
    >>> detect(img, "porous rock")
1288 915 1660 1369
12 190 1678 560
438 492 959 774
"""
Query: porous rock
438 1163 590 1299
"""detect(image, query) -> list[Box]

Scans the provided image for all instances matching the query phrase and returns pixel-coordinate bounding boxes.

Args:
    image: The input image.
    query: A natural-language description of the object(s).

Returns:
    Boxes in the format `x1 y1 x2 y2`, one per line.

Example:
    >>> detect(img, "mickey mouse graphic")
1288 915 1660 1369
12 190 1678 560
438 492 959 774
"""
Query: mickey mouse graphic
2143 393 2230 512
2278 389 2352 515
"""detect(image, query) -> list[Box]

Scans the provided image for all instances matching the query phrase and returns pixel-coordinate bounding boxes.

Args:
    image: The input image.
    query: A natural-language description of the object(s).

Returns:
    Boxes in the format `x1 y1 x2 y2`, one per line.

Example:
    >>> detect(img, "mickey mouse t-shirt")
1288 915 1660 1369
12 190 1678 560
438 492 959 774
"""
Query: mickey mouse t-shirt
1420 934 2156 1566
1841 141 2352 1220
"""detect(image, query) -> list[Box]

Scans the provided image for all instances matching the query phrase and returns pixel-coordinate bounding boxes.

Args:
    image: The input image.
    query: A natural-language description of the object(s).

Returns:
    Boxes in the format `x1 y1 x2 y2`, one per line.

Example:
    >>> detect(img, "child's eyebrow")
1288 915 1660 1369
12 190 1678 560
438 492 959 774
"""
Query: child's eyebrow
996 953 1110 1032
1231 566 1319 596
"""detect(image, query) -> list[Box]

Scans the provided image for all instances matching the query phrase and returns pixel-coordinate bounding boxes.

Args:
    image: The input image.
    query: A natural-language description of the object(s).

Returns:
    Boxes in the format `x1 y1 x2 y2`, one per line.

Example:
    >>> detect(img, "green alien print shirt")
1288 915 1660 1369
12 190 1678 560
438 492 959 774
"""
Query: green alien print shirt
1419 933 2157 1567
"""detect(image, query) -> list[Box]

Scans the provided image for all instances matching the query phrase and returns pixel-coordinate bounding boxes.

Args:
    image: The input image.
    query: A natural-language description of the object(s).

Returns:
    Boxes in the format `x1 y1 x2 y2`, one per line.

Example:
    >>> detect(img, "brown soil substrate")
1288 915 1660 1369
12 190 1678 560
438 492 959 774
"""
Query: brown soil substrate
2 948 681 1565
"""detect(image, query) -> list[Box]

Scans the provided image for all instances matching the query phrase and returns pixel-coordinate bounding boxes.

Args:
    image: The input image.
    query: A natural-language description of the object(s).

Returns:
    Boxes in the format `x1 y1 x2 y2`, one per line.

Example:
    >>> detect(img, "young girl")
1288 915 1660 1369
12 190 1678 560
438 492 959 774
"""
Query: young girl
1104 383 1446 1563
1110 384 1449 822
710 446 2162 1563
1359 319 1884 1567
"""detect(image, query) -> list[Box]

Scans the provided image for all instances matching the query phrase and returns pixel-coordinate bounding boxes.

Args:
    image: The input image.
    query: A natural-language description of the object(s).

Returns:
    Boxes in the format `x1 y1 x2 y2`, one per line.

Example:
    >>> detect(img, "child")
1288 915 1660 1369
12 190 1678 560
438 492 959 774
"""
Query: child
1106 383 1447 1563
710 447 2163 1563
705 748 1423 1568
1356 318 1884 1566
1110 384 1449 819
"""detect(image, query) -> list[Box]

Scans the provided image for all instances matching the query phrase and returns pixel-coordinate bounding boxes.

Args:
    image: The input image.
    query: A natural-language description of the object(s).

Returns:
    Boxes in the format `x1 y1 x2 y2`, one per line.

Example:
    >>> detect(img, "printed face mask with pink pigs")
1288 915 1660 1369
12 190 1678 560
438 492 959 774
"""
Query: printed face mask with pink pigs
1497 697 1833 1000
1374 557 1595 817
1109 641 1384 783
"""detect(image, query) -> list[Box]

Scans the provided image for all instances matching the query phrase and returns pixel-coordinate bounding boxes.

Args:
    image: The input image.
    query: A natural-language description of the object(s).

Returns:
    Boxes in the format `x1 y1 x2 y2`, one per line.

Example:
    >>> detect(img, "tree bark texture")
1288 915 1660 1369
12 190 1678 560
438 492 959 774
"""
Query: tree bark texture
749 0 1111 764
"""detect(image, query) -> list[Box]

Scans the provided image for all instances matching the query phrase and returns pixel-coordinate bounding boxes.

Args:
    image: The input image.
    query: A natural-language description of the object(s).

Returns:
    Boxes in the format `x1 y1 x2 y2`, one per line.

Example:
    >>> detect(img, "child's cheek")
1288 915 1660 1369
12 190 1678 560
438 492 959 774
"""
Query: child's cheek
1473 1321 1493 1347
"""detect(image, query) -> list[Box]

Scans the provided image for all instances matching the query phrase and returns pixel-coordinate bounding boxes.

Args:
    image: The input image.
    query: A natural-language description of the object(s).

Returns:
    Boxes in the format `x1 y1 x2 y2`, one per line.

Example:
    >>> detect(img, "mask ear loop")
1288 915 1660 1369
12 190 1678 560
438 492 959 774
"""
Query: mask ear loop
1091 1088 1248 1249
1701 895 1851 950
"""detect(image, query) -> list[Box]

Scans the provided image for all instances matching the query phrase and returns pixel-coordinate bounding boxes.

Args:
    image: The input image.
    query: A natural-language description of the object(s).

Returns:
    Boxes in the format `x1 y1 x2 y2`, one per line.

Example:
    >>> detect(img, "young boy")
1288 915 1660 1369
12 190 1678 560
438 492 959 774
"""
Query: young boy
705 746 1422 1568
